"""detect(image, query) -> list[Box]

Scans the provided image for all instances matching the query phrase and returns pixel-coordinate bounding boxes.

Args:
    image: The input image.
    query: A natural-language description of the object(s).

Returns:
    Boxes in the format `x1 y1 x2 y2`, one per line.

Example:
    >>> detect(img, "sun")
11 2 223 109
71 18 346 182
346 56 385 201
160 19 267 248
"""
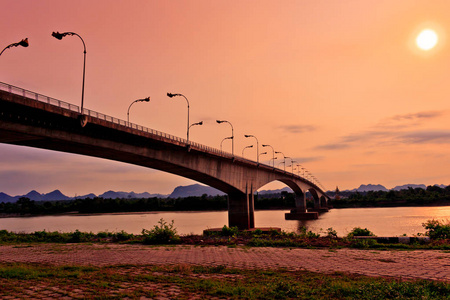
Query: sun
416 29 438 51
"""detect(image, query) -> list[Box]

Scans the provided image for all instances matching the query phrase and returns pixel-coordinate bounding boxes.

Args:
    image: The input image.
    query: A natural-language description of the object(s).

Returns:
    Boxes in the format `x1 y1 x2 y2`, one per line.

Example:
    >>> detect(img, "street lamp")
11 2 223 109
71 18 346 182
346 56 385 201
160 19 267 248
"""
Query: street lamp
52 31 87 116
244 134 259 163
0 38 29 56
289 157 296 174
127 97 150 125
189 121 203 140
242 145 253 157
220 136 233 151
259 151 267 162
167 93 190 142
275 151 287 171
262 144 275 167
296 164 302 176
216 120 234 155
269 156 278 166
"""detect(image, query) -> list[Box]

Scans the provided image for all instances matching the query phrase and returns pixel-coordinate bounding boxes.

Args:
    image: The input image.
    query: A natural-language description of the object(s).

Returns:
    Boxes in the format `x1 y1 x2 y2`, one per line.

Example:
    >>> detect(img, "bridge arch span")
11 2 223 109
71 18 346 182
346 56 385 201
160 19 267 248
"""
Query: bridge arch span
0 84 330 230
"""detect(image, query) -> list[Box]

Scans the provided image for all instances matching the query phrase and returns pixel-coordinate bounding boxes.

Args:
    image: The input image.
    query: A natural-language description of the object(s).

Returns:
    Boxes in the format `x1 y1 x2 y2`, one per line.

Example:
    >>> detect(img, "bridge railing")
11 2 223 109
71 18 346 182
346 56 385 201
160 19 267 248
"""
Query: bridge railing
0 82 327 192
0 81 237 159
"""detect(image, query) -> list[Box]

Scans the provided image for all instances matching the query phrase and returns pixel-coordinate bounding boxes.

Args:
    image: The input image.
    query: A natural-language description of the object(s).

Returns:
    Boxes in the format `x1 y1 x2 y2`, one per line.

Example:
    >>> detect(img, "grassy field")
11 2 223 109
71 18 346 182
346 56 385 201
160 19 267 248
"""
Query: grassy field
0 263 449 299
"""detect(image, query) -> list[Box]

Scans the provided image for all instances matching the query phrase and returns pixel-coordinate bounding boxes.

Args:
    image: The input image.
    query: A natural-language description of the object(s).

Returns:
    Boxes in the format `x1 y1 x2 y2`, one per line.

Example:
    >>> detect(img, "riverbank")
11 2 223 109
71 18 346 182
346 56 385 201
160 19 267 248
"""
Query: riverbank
0 244 448 299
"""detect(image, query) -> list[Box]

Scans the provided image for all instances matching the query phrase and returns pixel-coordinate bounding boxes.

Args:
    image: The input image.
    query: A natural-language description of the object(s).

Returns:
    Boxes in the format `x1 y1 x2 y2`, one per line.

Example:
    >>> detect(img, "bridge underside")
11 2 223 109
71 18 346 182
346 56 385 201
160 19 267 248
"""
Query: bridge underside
0 90 330 230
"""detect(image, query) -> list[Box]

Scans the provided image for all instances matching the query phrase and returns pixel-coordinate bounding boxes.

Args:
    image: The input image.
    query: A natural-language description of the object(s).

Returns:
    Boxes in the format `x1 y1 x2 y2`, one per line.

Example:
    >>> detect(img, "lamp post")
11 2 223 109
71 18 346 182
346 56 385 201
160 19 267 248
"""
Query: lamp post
52 32 87 115
296 164 302 176
259 151 267 162
269 156 278 166
244 134 259 163
167 93 190 142
127 97 150 126
242 145 253 157
189 121 203 140
0 38 29 56
216 120 234 155
220 136 233 151
275 151 287 171
289 159 296 174
262 144 275 167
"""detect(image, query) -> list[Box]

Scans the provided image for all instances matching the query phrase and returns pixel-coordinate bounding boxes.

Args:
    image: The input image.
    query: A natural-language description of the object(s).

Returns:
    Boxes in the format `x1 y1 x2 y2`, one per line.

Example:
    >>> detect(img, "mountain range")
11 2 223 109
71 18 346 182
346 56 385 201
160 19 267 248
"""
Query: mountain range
0 183 447 203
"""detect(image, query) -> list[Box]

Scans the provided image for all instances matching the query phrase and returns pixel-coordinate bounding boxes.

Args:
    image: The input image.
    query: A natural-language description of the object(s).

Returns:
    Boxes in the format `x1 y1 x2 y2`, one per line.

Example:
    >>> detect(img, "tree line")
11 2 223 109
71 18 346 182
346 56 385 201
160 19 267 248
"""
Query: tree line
0 192 302 216
330 185 450 208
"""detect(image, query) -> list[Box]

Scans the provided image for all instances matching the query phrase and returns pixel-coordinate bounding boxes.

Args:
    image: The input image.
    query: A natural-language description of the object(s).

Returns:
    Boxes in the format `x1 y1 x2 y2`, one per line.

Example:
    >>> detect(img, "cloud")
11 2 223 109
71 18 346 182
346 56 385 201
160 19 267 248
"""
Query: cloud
398 130 450 144
295 156 324 163
376 110 445 129
315 143 351 150
315 110 450 151
278 124 317 134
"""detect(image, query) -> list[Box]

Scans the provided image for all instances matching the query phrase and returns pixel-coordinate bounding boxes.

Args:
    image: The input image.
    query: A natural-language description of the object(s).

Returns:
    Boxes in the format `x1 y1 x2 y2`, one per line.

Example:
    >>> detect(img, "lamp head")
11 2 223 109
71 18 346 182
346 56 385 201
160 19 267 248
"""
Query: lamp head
262 144 269 147
198 121 203 125
143 97 150 102
19 38 29 47
52 31 64 40
216 120 224 124
167 92 176 98
275 151 281 154
244 134 251 138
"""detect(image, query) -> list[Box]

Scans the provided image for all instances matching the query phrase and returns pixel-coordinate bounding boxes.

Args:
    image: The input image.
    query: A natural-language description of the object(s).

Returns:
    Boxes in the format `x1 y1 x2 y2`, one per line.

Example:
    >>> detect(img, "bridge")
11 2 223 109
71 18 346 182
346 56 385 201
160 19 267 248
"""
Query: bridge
0 82 330 229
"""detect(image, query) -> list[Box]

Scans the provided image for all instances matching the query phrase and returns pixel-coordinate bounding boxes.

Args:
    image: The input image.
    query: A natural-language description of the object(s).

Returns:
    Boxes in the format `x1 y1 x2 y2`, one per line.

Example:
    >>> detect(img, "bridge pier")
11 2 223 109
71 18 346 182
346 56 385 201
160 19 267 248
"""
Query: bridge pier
309 195 329 213
228 191 254 230
285 192 319 220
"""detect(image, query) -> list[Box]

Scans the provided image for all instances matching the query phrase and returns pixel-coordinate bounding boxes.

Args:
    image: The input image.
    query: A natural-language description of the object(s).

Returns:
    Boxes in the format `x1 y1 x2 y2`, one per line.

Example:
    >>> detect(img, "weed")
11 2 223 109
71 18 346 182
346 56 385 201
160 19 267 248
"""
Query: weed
423 219 450 239
141 218 180 244
347 227 375 238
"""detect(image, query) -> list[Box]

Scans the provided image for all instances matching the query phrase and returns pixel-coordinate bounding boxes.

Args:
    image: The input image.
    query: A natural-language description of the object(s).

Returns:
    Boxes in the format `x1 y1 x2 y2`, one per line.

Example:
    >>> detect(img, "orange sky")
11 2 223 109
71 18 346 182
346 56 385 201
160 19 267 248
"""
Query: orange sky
2 0 450 196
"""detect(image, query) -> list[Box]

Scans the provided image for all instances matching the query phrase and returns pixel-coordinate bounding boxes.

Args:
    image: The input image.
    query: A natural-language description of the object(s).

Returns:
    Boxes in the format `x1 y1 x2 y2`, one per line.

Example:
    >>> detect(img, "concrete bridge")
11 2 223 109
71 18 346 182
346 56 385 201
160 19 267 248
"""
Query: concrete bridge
0 82 330 229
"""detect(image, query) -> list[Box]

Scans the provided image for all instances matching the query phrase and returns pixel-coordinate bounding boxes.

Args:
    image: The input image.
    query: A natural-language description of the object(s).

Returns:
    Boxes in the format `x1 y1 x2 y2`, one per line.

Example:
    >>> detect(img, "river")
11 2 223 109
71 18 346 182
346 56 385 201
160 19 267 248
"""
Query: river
1 206 449 237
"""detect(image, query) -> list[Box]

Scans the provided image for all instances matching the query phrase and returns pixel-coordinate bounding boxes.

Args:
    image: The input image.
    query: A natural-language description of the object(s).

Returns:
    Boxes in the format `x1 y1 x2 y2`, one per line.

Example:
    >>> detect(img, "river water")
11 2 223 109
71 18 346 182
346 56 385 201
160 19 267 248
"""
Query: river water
1 206 449 237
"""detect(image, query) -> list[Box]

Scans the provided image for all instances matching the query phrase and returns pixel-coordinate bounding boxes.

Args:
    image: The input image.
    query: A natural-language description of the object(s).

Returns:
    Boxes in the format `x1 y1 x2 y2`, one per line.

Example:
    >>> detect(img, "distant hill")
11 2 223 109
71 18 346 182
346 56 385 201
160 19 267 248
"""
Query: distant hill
99 191 166 199
1 183 448 203
169 184 225 198
353 184 389 192
257 186 292 195
391 184 427 191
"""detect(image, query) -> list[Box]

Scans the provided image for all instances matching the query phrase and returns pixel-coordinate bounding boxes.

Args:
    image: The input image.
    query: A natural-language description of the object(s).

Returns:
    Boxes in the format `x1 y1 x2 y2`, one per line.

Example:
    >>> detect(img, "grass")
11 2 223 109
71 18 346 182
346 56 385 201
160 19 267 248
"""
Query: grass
1 219 450 250
0 263 448 299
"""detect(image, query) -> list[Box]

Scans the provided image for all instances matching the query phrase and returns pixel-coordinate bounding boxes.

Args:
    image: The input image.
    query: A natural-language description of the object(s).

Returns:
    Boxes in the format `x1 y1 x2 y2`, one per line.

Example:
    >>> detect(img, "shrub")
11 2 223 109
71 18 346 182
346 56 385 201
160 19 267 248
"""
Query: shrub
347 227 375 238
69 230 94 243
114 230 134 241
142 218 180 244
220 225 239 237
326 227 338 238
423 219 450 239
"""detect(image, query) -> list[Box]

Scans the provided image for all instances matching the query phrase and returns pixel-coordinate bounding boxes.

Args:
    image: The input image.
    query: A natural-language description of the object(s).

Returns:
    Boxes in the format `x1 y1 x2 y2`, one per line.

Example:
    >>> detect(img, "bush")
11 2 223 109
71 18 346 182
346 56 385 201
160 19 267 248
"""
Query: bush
113 230 134 242
326 227 338 238
142 218 180 244
423 219 450 239
220 225 239 237
69 230 94 243
347 227 375 238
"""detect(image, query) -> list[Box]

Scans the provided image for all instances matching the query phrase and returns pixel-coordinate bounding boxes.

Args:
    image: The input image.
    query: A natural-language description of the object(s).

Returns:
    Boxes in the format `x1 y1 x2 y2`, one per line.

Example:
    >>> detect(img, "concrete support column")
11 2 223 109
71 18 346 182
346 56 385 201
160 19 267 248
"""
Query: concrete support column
293 193 307 213
313 195 321 209
228 191 254 230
